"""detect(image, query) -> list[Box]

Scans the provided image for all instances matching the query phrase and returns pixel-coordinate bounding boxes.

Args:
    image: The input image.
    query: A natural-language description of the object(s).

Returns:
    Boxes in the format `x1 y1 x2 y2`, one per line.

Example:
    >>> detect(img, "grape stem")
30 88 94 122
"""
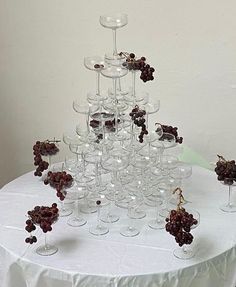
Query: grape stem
173 187 185 210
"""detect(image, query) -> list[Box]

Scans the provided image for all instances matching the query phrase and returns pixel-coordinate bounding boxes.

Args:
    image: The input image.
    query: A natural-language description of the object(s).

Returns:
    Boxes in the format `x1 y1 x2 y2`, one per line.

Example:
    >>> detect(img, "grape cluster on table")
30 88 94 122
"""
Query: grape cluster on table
129 105 148 143
157 124 183 144
25 203 59 244
121 52 155 82
33 140 59 177
215 155 236 185
44 171 73 201
165 208 198 247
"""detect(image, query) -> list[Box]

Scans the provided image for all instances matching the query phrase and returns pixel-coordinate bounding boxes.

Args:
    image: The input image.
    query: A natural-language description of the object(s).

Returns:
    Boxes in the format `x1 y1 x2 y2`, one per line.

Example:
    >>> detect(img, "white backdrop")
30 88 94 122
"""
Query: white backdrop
0 0 236 187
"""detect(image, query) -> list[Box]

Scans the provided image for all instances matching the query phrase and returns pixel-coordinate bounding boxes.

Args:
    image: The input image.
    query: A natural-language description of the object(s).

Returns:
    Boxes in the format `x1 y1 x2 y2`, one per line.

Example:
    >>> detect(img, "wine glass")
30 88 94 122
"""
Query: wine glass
89 200 109 236
66 184 88 227
124 69 149 104
84 56 108 104
173 209 200 260
220 180 236 212
101 148 130 222
120 195 140 237
148 183 168 229
170 163 192 203
73 101 99 132
36 215 59 256
99 13 128 64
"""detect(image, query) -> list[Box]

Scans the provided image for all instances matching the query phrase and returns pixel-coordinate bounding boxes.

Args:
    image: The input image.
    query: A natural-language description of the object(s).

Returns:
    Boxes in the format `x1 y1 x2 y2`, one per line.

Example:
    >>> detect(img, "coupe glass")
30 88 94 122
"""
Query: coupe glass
89 200 109 236
67 184 88 227
170 163 192 196
84 56 108 103
101 148 130 222
173 210 200 260
220 181 236 212
73 101 99 132
99 13 128 64
120 195 140 237
148 183 168 229
36 218 58 256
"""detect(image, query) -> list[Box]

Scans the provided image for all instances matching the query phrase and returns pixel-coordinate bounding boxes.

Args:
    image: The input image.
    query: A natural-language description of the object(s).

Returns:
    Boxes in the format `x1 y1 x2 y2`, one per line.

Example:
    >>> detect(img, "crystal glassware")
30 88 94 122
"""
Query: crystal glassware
89 200 109 235
120 195 140 237
84 56 108 104
220 180 236 212
99 13 128 64
148 183 168 229
67 184 88 227
173 210 200 260
36 218 58 256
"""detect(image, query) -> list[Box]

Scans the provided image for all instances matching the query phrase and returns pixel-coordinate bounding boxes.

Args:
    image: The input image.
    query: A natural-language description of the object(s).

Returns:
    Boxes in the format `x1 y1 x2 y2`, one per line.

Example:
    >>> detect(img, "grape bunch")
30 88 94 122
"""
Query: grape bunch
120 52 155 82
157 124 183 144
33 140 60 177
129 105 148 143
44 171 73 201
165 208 198 247
215 155 236 185
25 203 59 244
90 114 120 143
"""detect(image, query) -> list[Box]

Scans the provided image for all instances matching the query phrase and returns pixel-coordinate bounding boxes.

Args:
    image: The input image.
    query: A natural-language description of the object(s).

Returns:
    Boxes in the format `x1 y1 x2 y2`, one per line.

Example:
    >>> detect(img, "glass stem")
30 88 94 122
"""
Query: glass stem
182 245 188 253
228 185 232 206
95 161 99 186
76 200 80 218
112 29 117 56
113 79 119 134
97 205 101 227
86 113 90 133
82 152 85 174
118 78 122 92
44 233 48 248
96 71 100 96
132 70 136 103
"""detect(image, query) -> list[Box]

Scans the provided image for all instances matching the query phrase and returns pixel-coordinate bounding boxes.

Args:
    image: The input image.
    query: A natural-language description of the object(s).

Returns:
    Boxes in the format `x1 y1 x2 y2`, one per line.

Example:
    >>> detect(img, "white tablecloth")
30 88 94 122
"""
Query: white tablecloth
0 166 236 287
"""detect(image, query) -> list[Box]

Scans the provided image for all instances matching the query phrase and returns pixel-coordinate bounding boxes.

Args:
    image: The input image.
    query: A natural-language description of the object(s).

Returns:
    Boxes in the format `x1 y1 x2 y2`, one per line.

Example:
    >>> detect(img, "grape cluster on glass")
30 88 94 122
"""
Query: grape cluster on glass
165 208 198 247
215 155 236 185
25 203 59 244
157 124 183 144
44 171 73 201
129 105 148 143
33 140 59 176
120 52 155 82
90 114 120 143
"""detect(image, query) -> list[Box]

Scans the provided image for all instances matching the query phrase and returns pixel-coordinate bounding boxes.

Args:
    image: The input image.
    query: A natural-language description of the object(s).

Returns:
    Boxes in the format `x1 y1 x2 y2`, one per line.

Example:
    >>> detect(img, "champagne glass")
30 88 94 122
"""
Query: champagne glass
89 200 109 236
73 101 99 132
67 184 88 227
99 13 128 64
84 56 108 103
148 183 168 229
170 163 192 203
120 195 140 237
173 210 200 260
220 180 236 212
35 215 59 256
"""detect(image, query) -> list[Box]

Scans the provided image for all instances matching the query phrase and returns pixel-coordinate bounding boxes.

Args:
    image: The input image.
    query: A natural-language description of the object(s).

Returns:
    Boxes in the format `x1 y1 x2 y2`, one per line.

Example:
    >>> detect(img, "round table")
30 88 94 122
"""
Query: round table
0 165 236 287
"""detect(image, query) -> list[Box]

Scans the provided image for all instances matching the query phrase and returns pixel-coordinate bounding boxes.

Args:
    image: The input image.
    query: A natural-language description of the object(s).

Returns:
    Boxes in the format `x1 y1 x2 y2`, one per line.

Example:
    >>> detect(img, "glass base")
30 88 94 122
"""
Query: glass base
59 206 73 217
67 216 87 227
36 244 58 256
128 209 146 219
80 204 97 214
100 213 119 223
173 246 195 260
120 226 140 237
87 183 107 193
89 224 109 236
148 218 165 229
220 203 236 212
104 53 125 66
